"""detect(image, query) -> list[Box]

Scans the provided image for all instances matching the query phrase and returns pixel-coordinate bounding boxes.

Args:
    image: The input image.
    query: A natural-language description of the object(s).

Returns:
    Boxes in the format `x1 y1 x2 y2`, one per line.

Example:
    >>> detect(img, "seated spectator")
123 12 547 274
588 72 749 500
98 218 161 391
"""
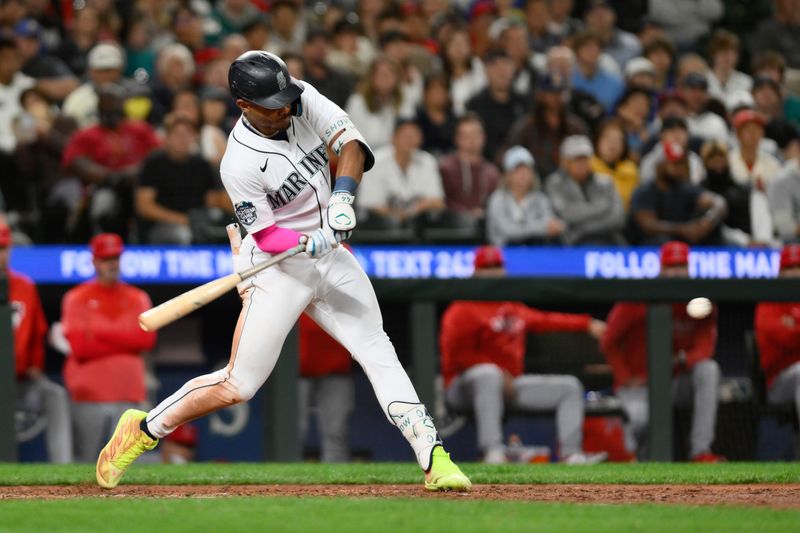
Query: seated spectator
750 76 800 154
629 141 727 244
700 141 760 246
61 234 156 463
302 29 354 109
12 87 79 241
486 146 564 246
199 88 229 168
0 37 35 155
496 18 540 95
358 120 445 221
136 115 225 245
647 0 723 51
752 51 800 130
602 241 724 462
62 84 161 238
298 314 353 463
268 0 305 55
623 57 658 91
570 30 624 113
547 0 583 41
438 113 501 218
546 135 625 244
1 225 72 463
583 0 641 70
149 43 196 125
769 162 800 243
642 37 676 91
14 19 79 103
440 26 486 116
212 0 261 38
415 73 456 157
440 245 608 465
62 43 126 128
728 109 781 244
466 49 527 163
680 71 728 142
522 0 560 54
56 5 101 77
755 244 800 430
346 55 412 151
613 87 654 160
750 0 800 70
506 73 588 179
640 116 706 184
591 118 640 211
328 19 376 78
706 29 752 107
378 30 424 114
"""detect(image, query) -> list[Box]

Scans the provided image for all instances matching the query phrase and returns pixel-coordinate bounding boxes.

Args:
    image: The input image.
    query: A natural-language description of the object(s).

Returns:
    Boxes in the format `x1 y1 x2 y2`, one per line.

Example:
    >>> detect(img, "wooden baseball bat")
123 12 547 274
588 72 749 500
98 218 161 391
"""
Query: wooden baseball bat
138 244 306 332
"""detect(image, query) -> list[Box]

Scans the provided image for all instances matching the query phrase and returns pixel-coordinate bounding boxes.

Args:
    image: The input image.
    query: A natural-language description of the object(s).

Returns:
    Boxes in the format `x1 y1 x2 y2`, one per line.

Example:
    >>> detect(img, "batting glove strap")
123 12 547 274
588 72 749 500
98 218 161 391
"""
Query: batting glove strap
301 228 337 258
327 191 356 243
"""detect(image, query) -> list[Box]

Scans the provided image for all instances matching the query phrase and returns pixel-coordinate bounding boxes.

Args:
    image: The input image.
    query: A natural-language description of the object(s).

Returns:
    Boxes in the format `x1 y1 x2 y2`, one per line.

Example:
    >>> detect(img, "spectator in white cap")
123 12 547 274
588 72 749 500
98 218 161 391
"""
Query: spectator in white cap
486 146 564 246
63 43 126 127
624 57 657 91
545 135 626 244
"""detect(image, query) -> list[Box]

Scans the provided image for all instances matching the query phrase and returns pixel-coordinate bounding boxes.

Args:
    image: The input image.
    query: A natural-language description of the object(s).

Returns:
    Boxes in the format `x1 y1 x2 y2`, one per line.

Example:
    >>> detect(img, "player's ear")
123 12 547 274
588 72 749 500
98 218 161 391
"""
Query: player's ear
235 99 249 112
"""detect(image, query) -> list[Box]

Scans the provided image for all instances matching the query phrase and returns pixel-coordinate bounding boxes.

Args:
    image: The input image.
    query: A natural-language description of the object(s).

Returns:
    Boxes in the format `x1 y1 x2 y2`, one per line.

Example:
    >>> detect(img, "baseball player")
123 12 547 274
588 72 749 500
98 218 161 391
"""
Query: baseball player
754 244 800 430
601 241 724 462
96 51 470 491
440 245 608 464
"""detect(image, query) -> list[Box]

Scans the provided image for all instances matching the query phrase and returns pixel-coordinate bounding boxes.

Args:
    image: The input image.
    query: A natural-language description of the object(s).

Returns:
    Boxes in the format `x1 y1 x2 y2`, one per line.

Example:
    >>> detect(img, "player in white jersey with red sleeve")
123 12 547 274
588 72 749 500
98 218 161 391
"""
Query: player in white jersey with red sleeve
95 51 471 492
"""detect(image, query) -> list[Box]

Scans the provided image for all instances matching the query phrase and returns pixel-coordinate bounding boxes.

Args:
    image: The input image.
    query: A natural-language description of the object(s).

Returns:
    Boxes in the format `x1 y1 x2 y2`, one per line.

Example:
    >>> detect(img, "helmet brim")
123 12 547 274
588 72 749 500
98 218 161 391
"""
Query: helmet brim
246 78 304 110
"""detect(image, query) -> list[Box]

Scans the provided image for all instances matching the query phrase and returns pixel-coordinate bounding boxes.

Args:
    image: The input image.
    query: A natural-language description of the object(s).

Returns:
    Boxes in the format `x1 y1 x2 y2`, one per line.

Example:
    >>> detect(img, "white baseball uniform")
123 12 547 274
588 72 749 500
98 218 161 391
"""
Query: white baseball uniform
144 80 442 470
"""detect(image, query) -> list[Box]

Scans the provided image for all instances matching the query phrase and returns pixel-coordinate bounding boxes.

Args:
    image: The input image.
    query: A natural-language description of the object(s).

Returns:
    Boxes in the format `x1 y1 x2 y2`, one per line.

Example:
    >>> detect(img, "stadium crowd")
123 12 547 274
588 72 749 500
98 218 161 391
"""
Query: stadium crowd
0 0 799 247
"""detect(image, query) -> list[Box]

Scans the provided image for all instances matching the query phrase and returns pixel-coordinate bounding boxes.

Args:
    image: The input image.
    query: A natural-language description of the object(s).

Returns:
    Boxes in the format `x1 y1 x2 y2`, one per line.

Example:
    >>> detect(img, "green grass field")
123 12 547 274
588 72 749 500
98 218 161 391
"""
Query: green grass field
1 463 798 533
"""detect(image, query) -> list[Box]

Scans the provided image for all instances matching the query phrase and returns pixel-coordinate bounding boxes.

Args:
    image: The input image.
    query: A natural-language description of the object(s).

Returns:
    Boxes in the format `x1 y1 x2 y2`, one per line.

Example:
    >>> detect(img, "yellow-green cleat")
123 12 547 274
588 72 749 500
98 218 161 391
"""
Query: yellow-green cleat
96 409 158 489
424 446 472 492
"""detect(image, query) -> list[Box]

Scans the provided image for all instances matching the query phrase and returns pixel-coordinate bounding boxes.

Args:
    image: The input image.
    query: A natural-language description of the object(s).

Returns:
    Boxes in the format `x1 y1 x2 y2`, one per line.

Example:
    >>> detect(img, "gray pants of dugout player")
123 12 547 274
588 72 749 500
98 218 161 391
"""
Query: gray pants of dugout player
298 375 354 462
16 377 73 463
768 361 800 428
617 359 720 458
445 363 585 457
72 401 140 463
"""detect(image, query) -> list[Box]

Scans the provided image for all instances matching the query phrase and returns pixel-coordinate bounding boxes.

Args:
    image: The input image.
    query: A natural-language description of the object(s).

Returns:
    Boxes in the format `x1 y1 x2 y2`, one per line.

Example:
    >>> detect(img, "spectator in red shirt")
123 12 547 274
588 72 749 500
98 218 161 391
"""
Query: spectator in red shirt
439 245 608 464
601 241 724 462
1 224 72 463
61 233 156 462
754 244 800 428
297 313 353 463
61 84 161 238
438 113 502 220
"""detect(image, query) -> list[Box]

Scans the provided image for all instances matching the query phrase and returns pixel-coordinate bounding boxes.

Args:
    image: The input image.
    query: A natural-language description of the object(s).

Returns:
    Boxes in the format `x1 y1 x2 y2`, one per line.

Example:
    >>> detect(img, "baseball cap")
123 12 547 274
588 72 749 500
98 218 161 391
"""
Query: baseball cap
90 233 124 259
0 225 11 248
88 43 124 70
780 244 800 271
503 145 535 172
14 19 41 39
538 72 569 92
660 241 689 267
474 245 505 270
682 72 709 90
732 109 766 130
624 57 656 80
560 135 594 159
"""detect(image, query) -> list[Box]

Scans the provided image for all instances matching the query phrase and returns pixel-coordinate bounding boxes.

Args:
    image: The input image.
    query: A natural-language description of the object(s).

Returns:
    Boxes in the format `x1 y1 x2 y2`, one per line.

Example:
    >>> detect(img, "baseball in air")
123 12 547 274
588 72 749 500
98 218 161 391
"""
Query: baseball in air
686 297 712 319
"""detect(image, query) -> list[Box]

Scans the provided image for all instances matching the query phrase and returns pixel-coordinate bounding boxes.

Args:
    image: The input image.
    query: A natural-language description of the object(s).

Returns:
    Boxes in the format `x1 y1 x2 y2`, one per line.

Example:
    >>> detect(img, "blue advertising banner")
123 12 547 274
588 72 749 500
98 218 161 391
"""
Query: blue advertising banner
7 245 781 284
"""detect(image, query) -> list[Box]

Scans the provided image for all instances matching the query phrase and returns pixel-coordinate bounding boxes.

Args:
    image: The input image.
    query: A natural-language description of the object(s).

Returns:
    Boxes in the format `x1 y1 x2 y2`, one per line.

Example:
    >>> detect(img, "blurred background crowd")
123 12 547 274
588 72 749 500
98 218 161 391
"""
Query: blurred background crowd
2 0 800 248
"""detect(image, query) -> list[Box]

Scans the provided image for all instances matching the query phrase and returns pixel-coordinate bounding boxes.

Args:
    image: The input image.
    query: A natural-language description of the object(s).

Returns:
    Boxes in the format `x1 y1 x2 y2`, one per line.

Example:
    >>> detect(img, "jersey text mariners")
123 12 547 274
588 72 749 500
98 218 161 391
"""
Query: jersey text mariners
220 81 372 236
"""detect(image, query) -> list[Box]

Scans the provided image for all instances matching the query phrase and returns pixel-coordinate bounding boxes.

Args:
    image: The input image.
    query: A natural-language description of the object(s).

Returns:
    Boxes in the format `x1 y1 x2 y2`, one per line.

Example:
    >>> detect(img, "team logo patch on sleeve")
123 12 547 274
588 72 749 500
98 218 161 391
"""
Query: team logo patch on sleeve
235 201 258 226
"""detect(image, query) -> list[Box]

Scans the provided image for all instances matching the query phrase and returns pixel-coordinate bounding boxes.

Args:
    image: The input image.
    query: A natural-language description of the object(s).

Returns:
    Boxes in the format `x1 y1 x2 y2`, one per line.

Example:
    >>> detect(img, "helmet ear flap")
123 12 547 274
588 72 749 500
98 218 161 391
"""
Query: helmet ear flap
291 98 303 117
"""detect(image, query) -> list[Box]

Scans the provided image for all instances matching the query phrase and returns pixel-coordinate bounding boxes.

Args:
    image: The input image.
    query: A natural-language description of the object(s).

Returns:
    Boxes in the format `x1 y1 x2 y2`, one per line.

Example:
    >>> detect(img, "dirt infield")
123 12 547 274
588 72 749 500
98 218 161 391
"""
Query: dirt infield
1 484 799 508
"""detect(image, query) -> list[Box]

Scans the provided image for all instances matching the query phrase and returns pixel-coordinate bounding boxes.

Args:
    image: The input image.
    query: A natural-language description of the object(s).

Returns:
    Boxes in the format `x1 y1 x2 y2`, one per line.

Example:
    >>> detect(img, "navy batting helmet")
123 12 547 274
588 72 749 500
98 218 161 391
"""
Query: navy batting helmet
228 51 304 109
